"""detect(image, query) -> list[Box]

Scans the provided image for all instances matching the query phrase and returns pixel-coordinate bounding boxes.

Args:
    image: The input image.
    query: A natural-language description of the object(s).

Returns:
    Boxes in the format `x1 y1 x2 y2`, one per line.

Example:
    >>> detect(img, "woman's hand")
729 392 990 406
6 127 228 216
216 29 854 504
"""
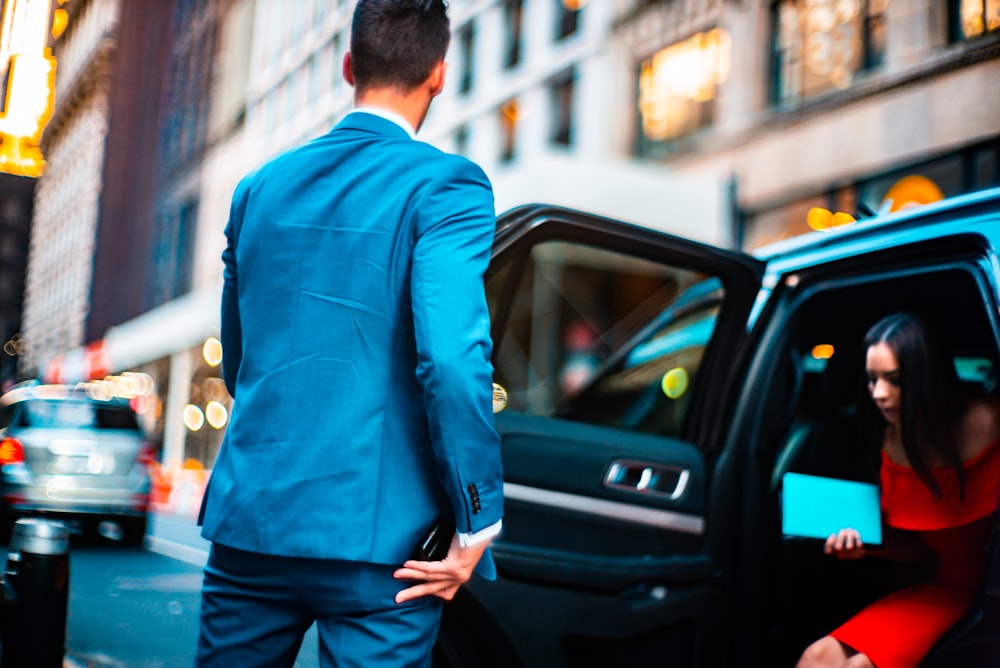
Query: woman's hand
824 528 866 560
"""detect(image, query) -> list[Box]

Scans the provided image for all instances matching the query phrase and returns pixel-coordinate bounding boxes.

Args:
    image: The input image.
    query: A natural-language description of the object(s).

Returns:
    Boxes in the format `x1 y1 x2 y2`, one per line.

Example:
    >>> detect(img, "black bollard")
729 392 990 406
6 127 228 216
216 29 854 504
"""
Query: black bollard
0 518 70 668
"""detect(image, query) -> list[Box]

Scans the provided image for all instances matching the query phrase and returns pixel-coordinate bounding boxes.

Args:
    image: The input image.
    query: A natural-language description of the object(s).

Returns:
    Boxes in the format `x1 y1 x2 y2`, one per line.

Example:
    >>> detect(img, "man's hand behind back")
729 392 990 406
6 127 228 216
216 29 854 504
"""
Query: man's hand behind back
393 534 490 603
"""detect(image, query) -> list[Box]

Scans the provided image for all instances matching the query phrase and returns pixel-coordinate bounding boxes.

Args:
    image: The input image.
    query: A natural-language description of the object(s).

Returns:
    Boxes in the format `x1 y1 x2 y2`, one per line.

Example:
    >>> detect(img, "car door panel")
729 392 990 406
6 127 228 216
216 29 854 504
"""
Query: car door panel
492 411 709 591
498 412 705 515
465 206 762 666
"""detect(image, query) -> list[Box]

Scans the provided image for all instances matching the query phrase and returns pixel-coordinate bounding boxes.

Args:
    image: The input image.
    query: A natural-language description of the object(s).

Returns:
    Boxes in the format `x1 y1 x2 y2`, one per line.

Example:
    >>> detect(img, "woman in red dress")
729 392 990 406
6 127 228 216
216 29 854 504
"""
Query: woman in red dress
797 313 1000 668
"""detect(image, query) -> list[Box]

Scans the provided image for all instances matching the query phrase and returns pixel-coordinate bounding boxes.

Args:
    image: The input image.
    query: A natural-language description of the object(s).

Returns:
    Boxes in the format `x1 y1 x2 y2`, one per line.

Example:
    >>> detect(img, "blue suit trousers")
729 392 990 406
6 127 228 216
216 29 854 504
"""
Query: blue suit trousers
196 543 444 668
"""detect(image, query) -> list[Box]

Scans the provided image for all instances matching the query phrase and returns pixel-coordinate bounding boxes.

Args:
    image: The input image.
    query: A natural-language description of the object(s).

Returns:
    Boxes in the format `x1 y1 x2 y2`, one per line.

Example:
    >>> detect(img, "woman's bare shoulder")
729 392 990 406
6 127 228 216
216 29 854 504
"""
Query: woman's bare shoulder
958 396 1000 461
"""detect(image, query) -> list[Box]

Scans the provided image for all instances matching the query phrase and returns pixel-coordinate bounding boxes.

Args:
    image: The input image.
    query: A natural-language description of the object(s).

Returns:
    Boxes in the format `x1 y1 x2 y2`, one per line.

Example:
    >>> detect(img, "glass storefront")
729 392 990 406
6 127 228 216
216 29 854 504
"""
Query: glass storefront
123 338 229 516
741 137 1000 250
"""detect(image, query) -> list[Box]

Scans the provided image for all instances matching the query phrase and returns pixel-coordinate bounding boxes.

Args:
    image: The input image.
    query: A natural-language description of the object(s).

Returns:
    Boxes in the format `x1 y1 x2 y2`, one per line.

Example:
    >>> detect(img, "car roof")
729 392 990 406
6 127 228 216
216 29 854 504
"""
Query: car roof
0 383 131 408
752 187 1000 266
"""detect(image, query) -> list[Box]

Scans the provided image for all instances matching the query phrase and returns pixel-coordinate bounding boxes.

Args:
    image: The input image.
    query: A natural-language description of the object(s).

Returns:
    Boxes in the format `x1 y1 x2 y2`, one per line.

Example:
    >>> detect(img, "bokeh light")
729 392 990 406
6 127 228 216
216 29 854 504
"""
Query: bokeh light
183 404 205 431
130 395 149 414
661 367 690 399
808 207 856 231
202 377 228 402
205 401 228 429
812 344 835 360
51 9 68 39
492 383 508 413
203 337 223 367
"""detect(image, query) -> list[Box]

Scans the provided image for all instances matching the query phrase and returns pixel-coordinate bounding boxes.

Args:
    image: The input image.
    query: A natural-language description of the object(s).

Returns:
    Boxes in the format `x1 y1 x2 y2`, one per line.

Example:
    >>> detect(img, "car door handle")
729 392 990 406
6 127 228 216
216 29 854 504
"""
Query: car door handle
604 459 690 500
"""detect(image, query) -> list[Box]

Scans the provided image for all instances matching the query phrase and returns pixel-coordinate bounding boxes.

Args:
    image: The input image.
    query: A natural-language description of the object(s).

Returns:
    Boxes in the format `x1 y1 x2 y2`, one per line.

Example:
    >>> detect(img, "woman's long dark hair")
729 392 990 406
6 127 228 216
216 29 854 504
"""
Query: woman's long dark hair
860 313 965 499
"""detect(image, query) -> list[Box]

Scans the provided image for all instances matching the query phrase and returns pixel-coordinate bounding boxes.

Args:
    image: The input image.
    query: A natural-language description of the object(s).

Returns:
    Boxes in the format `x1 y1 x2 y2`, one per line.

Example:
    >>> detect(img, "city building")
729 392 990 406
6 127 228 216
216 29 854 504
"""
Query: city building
0 174 34 388
0 0 60 388
21 0 175 378
613 0 998 248
431 0 730 242
23 0 999 513
38 0 255 509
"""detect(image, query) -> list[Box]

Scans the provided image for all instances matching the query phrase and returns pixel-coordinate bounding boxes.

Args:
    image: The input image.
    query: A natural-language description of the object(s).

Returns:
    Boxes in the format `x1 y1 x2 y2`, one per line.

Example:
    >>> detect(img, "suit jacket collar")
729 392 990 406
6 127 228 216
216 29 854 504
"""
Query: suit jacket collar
335 110 414 141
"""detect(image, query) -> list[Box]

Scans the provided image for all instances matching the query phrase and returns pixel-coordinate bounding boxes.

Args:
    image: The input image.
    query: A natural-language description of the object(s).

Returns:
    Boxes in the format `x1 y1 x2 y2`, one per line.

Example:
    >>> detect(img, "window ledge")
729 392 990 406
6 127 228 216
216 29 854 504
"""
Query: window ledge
765 35 1000 128
641 35 1000 163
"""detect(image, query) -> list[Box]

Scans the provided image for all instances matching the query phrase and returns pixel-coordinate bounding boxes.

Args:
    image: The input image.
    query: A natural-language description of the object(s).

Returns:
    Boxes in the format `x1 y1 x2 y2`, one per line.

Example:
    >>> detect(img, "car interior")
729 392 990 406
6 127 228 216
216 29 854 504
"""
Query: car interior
754 265 1000 666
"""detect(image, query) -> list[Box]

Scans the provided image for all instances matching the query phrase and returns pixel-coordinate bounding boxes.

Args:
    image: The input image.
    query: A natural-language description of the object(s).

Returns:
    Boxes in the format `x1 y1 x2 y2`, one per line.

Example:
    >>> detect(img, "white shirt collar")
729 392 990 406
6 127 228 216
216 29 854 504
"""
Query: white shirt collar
349 107 416 139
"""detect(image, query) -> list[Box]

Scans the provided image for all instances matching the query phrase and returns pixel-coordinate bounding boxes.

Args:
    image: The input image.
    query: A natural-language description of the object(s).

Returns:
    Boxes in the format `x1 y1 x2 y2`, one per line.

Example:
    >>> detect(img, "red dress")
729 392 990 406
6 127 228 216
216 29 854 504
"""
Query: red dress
830 440 1000 667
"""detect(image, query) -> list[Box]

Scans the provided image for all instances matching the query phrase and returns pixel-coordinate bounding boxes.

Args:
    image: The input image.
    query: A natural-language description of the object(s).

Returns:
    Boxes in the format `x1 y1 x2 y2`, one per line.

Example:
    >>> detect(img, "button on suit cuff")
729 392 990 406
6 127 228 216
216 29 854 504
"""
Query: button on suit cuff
458 520 502 547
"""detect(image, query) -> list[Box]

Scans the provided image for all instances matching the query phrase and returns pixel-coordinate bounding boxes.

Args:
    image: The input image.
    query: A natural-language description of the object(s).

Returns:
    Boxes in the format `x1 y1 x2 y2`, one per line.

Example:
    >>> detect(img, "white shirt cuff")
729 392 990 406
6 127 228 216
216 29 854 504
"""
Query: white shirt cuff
457 520 502 547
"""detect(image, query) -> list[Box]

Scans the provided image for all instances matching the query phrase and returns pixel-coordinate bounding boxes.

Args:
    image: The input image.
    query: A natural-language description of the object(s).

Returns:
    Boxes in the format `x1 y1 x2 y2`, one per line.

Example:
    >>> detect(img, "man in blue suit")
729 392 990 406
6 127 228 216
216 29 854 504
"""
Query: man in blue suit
195 2 504 665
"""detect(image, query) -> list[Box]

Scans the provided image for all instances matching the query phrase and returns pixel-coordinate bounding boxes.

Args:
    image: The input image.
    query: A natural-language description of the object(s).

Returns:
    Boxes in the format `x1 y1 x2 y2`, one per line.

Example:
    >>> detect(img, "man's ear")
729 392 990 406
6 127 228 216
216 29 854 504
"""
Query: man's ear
428 60 447 98
343 52 356 88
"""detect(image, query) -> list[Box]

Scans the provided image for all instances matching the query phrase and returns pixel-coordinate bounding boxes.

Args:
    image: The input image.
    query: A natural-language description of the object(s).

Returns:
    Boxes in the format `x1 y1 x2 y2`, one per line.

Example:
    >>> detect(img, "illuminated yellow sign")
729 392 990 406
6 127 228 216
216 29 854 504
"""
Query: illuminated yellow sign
0 0 56 177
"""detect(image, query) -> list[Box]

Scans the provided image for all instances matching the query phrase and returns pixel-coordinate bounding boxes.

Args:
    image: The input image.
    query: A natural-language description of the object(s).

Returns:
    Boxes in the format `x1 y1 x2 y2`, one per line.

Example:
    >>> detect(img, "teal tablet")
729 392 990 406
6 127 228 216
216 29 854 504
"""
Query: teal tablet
781 472 882 545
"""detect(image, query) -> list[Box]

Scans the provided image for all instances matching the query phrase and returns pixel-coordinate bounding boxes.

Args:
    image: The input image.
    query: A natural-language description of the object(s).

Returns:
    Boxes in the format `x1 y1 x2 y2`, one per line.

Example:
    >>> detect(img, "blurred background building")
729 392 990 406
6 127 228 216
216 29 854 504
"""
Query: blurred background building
7 0 1000 512
19 0 175 379
0 173 33 390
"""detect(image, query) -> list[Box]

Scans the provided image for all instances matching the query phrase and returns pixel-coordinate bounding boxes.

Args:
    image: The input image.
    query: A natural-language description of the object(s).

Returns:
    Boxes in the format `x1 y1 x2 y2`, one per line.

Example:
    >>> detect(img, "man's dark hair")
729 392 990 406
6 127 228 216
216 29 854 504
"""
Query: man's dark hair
351 0 451 93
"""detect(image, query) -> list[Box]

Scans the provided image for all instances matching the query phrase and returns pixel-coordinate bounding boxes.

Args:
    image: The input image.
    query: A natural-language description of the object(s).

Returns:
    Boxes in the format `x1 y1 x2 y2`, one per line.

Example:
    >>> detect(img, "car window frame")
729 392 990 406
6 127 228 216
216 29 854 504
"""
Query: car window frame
487 208 764 450
718 240 1000 662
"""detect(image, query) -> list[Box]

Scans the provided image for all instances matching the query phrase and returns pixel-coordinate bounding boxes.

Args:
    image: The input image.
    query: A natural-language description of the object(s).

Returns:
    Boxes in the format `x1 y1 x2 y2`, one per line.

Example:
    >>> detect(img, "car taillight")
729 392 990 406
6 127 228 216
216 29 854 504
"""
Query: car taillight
0 437 24 465
131 493 150 512
136 443 156 467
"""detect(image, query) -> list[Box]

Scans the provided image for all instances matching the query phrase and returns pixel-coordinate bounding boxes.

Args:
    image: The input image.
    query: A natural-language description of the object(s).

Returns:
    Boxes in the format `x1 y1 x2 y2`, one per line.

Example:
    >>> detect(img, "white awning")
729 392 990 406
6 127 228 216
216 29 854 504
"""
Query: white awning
104 284 222 371
45 283 222 382
490 154 729 245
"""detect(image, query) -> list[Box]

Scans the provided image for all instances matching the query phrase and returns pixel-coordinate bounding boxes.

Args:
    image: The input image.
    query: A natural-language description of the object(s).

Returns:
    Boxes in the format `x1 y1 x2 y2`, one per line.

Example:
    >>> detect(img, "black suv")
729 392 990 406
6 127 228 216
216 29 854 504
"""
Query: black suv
434 188 1000 667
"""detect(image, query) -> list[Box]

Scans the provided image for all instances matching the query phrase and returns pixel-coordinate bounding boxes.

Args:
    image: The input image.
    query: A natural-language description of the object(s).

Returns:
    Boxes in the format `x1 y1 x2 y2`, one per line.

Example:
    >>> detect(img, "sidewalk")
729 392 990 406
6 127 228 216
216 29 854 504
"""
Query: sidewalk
145 462 211 566
146 510 209 567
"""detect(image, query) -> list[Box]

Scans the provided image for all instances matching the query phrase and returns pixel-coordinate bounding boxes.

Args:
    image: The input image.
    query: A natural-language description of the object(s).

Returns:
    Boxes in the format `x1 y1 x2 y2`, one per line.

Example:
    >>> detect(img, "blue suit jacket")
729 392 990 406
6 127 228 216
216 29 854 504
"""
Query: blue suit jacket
200 112 504 570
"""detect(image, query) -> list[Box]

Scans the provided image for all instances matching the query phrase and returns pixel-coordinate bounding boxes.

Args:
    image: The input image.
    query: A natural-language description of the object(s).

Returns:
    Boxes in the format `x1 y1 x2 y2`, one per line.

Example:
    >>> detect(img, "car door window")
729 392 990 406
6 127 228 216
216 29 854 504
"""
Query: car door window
0 403 15 429
487 239 723 438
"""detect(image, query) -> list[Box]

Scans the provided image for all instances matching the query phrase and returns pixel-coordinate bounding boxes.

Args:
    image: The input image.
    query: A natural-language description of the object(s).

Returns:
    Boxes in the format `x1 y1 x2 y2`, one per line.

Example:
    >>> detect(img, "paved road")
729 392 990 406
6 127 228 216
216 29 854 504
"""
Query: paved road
40 514 320 667
65 541 204 667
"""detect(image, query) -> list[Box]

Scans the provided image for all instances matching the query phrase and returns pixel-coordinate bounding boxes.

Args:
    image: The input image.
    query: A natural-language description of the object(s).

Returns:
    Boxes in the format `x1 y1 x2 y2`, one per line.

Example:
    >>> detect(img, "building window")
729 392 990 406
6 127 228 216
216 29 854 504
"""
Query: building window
174 201 198 299
147 200 198 308
637 28 731 154
556 0 581 40
319 40 334 92
307 55 319 103
503 0 523 70
550 68 575 147
499 99 519 163
949 0 1000 41
312 0 326 28
331 34 342 88
772 0 887 105
289 70 303 121
458 22 475 95
278 79 289 126
456 124 469 156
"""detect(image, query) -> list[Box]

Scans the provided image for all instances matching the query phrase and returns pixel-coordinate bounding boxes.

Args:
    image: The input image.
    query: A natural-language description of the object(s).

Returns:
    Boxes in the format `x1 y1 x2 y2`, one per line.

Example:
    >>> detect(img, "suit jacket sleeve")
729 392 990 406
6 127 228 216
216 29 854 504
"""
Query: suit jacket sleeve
411 157 504 535
220 179 250 398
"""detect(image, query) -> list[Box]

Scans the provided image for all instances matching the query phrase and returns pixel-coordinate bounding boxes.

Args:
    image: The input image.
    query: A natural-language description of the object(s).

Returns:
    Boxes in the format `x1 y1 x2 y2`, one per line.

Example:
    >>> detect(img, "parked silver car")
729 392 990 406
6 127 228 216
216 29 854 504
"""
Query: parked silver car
0 383 151 544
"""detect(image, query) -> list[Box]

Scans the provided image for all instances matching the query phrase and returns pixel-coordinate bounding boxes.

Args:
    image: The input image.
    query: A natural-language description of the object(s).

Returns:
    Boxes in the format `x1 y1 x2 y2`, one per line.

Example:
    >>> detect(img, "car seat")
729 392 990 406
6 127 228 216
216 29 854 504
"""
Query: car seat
771 346 872 491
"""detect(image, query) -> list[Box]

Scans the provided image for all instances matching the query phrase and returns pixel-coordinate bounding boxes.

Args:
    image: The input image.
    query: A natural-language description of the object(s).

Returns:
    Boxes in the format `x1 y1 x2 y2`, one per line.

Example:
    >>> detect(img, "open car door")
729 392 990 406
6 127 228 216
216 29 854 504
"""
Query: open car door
453 206 764 667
